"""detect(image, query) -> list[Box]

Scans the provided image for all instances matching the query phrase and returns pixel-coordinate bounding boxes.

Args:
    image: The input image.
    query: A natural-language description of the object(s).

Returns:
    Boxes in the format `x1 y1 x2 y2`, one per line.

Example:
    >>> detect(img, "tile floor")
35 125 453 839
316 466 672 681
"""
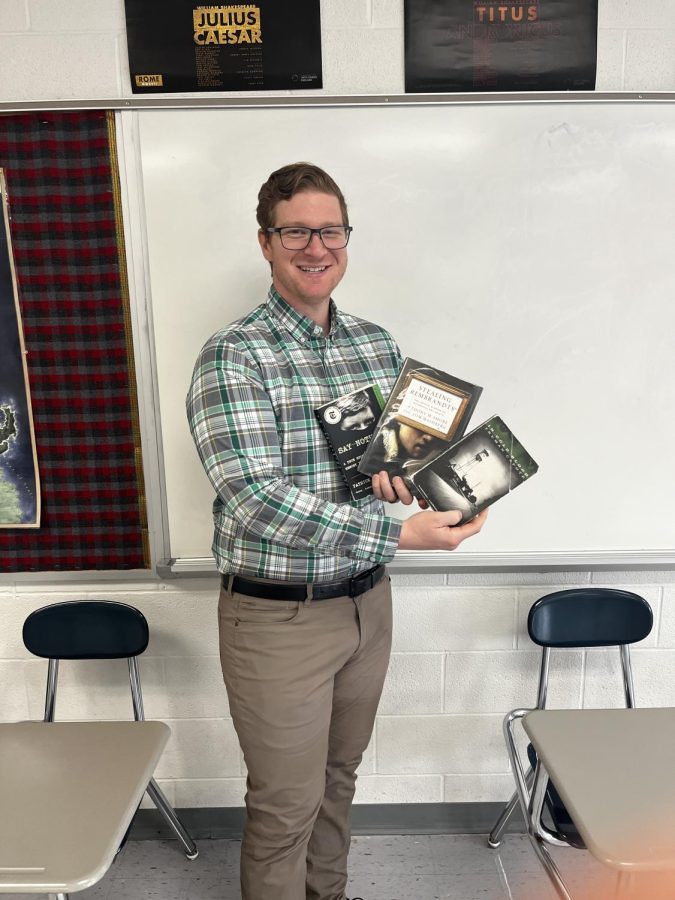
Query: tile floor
10 832 675 900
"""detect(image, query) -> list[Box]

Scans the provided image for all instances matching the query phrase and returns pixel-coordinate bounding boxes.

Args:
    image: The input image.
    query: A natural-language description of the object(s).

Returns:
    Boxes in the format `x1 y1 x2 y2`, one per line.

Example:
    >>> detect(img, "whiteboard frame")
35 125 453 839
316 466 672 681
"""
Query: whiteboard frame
120 95 675 574
162 550 675 577
2 93 674 577
1 92 674 113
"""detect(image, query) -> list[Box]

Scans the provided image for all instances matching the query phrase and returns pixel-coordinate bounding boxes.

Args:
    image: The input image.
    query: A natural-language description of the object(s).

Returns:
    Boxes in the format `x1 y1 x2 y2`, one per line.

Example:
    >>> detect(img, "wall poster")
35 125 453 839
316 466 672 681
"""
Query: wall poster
0 170 40 528
405 0 598 92
125 0 322 93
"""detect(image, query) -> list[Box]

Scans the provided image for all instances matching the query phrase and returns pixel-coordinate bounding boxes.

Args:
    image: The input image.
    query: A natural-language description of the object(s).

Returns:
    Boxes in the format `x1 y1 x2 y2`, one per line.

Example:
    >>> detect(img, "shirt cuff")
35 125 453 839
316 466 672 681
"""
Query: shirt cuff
349 512 402 564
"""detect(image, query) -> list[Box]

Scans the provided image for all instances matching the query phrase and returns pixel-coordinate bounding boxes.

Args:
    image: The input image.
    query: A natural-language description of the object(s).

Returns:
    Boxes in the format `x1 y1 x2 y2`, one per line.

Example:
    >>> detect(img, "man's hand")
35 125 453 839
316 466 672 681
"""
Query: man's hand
372 470 428 508
398 508 488 551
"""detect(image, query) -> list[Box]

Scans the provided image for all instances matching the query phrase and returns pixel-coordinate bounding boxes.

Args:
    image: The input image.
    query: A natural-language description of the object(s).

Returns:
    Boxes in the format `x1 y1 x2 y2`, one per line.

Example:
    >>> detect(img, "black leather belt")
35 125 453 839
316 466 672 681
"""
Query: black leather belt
224 564 386 601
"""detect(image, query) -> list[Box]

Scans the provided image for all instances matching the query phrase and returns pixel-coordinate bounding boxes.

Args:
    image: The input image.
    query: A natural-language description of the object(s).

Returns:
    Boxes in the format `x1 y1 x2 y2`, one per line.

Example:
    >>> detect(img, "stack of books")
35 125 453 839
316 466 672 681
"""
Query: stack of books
315 358 538 523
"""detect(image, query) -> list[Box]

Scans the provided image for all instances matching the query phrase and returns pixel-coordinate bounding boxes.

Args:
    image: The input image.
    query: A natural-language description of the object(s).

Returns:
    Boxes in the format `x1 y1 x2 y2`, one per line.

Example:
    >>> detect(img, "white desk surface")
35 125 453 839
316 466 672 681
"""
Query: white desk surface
0 720 169 893
524 708 675 871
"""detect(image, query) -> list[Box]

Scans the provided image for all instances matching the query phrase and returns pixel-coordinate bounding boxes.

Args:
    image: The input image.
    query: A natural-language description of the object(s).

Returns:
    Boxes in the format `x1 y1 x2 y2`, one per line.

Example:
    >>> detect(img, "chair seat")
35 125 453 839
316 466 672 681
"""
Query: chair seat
526 743 586 850
21 600 199 863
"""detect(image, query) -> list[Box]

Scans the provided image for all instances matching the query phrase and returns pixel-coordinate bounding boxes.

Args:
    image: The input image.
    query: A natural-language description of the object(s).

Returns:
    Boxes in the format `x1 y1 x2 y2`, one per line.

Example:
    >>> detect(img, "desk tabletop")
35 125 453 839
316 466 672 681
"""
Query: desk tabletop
524 707 675 871
0 720 169 893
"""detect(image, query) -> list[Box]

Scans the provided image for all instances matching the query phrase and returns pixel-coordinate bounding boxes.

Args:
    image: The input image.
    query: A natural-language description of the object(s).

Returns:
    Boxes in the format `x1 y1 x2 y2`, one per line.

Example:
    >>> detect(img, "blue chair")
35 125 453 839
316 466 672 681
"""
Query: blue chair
22 600 199 861
491 587 653 850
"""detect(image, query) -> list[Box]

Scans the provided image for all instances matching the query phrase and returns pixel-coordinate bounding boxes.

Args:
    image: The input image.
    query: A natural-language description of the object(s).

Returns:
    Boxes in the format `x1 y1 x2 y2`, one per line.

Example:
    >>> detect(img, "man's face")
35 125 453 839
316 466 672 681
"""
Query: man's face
340 405 376 433
258 190 348 317
397 423 442 459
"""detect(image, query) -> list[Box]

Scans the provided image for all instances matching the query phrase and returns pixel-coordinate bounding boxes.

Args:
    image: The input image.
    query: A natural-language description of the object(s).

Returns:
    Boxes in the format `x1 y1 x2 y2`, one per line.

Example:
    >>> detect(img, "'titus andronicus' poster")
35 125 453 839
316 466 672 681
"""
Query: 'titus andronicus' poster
405 0 598 93
125 1 322 93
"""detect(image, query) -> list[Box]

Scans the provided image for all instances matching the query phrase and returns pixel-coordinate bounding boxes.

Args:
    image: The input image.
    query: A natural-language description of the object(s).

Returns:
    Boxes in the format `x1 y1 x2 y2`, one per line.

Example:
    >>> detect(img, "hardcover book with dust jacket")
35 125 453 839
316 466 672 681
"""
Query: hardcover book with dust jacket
315 384 385 500
410 415 539 524
358 358 482 481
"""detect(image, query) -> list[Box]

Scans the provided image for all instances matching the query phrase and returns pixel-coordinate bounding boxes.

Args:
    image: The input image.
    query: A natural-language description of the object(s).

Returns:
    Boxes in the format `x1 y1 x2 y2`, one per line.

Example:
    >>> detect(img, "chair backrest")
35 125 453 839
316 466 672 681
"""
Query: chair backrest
23 600 149 660
528 588 653 649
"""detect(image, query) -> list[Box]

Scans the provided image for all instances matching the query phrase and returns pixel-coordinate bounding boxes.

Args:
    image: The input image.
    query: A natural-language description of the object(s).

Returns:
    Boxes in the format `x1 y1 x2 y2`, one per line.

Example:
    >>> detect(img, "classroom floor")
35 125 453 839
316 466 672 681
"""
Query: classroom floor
10 832 667 900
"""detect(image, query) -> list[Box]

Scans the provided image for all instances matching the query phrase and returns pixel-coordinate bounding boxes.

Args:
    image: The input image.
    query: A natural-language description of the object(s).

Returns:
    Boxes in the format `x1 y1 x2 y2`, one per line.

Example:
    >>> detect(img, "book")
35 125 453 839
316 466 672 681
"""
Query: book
315 384 385 500
410 415 539 524
357 358 483 482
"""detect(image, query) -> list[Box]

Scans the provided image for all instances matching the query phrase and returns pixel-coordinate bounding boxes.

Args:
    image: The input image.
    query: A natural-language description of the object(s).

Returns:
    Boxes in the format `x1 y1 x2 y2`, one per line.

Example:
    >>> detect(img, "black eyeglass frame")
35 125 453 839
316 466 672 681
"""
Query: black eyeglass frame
266 225 353 250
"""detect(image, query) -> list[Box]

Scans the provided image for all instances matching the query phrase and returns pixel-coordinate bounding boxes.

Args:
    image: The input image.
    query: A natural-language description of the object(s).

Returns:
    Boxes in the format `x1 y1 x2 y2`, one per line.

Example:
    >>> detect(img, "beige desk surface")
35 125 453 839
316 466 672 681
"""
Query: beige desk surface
0 721 169 893
524 708 675 872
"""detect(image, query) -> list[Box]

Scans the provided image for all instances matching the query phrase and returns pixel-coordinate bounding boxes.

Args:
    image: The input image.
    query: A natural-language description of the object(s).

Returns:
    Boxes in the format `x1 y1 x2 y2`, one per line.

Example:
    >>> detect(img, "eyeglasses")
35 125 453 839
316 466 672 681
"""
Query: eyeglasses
266 225 353 250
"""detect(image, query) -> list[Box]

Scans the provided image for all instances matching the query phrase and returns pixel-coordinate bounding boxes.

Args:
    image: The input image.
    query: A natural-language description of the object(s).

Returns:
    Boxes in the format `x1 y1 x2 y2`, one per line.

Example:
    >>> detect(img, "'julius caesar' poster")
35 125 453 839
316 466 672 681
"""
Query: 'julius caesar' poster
125 1 322 93
405 0 598 92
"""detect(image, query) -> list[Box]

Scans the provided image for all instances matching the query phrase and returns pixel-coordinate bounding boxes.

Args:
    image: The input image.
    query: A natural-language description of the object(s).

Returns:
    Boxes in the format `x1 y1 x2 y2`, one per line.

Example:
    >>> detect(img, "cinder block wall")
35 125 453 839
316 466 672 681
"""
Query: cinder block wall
2 575 674 808
1 0 674 809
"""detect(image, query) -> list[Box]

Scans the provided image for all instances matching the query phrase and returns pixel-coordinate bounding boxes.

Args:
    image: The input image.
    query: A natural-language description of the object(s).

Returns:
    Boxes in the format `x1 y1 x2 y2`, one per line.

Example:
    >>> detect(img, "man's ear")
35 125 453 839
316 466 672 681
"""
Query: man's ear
258 229 273 262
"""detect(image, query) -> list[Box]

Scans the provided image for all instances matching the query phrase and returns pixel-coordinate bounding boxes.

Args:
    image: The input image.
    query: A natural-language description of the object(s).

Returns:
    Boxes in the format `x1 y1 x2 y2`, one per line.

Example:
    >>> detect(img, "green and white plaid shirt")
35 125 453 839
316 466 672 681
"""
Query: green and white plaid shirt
186 287 404 581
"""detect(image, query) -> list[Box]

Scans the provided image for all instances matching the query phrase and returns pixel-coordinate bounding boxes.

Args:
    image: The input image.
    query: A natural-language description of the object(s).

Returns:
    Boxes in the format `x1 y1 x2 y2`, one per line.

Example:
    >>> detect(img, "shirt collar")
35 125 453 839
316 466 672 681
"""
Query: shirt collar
265 287 345 342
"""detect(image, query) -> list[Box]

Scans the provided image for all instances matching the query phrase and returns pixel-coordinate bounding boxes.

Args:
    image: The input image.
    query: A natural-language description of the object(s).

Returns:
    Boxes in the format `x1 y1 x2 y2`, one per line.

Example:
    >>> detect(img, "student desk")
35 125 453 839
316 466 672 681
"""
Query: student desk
0 721 169 899
522 708 675 897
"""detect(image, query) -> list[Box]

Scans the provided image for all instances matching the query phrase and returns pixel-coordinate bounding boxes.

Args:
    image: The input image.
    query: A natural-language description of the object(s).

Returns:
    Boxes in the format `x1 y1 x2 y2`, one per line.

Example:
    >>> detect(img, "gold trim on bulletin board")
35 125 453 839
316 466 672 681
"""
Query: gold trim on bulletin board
106 112 151 567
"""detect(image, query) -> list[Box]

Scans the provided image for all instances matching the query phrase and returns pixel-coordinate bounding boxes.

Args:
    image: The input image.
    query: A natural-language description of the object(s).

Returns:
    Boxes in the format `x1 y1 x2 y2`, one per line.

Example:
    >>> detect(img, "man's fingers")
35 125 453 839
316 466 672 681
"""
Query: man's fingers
372 472 416 505
391 476 414 506
372 471 397 503
455 508 489 535
437 509 463 526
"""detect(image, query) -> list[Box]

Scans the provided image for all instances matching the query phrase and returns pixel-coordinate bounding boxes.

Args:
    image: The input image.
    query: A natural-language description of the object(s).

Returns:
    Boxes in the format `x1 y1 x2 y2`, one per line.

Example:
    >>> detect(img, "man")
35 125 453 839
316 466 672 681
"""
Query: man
186 162 486 900
367 417 447 475
335 389 377 433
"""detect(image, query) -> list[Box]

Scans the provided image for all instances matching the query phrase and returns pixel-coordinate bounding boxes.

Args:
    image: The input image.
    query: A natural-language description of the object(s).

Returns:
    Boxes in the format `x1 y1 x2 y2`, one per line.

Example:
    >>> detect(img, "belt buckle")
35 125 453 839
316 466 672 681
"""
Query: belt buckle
350 566 376 597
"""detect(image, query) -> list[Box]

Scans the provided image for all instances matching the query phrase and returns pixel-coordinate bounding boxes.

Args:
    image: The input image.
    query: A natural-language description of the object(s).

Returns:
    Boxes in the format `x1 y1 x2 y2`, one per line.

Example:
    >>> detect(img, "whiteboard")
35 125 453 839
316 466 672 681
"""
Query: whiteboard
131 100 675 569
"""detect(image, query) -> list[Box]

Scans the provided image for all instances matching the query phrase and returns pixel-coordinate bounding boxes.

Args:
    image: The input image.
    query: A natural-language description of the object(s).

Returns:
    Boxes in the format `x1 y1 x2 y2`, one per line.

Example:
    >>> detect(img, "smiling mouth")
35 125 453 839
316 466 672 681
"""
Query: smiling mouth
299 265 328 273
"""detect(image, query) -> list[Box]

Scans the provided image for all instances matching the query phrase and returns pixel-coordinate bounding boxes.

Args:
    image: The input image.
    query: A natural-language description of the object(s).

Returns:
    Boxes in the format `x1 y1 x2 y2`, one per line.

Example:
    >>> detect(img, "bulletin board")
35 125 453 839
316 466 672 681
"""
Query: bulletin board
0 112 148 571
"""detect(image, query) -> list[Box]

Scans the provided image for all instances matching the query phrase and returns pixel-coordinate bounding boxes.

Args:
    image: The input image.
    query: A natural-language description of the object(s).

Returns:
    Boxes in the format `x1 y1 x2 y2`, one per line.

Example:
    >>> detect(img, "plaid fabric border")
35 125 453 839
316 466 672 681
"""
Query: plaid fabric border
0 112 149 571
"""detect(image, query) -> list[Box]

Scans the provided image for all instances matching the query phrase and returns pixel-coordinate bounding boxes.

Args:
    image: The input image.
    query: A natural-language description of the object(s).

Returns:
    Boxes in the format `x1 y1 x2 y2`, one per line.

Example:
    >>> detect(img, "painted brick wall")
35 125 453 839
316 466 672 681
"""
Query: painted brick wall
0 0 674 100
1 574 674 806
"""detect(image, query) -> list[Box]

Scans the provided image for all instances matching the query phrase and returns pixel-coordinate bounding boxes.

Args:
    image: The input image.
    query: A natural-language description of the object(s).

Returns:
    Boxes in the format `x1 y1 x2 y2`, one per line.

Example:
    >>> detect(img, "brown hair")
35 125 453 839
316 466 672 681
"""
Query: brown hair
256 162 349 231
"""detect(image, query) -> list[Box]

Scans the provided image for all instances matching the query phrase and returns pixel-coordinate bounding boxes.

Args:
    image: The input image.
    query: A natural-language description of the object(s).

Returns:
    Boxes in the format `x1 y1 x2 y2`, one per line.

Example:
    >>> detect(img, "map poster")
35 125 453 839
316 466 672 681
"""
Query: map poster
0 171 40 528
404 0 598 92
125 0 322 93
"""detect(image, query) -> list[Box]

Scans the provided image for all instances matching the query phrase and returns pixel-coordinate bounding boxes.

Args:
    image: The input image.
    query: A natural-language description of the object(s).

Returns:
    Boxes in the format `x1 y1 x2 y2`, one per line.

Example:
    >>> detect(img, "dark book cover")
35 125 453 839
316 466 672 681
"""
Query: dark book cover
404 0 597 93
315 385 385 501
358 358 482 482
411 415 538 524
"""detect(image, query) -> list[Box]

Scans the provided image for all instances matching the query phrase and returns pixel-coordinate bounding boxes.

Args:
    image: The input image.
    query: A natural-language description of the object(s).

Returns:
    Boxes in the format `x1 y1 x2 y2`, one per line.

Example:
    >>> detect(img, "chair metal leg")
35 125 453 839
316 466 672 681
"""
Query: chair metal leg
488 770 534 848
529 836 574 900
129 656 199 859
128 657 146 722
146 777 199 860
44 658 59 722
128 660 198 860
503 709 574 900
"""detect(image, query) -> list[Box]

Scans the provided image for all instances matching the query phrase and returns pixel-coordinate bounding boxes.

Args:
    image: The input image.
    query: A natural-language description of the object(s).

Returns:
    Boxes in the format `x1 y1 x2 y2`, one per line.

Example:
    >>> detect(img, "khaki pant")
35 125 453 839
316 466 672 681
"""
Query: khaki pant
218 573 392 900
